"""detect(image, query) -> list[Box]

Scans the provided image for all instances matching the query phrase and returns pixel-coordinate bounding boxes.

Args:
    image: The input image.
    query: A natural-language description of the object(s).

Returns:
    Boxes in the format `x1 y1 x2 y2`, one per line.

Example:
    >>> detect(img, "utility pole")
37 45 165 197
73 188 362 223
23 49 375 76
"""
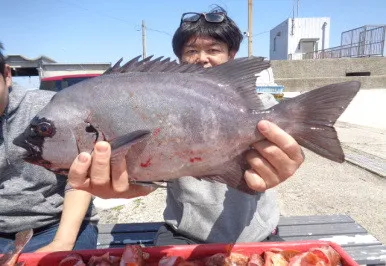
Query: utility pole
248 0 253 57
142 20 147 59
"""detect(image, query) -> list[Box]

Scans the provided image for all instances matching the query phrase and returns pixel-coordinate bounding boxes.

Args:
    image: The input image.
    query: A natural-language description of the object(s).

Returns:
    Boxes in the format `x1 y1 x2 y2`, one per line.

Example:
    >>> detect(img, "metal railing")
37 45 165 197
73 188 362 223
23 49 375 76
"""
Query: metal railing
289 25 385 60
303 41 384 59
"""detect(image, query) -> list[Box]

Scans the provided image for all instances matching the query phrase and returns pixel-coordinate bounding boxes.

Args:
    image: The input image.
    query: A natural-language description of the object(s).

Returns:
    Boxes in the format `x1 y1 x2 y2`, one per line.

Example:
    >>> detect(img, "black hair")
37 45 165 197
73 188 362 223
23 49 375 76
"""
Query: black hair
0 42 5 77
172 6 243 59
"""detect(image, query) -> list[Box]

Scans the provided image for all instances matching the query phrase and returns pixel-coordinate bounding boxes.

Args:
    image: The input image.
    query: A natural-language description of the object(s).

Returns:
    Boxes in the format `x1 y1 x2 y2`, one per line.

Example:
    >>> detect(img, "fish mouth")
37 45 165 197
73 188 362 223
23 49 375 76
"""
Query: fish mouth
24 154 68 176
23 148 53 170
53 169 69 175
21 148 68 175
14 137 70 175
23 152 51 166
13 133 53 168
13 133 41 155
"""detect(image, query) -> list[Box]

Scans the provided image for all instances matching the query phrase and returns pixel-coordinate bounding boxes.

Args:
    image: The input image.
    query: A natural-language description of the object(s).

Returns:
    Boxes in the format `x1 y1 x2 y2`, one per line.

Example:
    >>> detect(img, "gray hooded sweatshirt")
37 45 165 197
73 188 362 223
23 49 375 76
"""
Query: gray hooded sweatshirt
0 86 96 233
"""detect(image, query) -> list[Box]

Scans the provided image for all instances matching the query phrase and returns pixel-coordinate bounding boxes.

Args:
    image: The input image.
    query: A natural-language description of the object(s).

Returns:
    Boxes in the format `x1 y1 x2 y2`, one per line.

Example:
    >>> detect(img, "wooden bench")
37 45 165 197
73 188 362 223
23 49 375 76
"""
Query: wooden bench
97 214 386 266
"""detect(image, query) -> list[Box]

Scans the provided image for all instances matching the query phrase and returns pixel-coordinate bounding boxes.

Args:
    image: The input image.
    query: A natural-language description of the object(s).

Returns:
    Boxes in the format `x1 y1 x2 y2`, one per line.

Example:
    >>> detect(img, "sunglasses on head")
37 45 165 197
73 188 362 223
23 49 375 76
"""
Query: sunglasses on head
180 12 226 26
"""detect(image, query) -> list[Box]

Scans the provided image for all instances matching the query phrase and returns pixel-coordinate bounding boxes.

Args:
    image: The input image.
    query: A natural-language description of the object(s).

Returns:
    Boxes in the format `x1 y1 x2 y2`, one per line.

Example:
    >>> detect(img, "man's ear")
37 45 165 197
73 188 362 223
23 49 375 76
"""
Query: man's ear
229 50 237 60
4 64 12 88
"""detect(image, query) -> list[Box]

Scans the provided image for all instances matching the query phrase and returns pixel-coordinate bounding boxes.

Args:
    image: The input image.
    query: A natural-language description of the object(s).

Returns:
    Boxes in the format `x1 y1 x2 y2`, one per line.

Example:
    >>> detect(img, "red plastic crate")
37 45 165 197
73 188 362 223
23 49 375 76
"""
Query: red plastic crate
11 240 359 266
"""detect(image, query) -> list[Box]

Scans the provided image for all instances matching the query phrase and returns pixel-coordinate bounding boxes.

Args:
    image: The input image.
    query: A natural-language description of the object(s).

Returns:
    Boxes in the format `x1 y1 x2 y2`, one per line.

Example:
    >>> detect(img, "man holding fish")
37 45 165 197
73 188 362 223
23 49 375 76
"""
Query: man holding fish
62 6 358 245
152 7 307 245
65 7 307 244
8 6 359 248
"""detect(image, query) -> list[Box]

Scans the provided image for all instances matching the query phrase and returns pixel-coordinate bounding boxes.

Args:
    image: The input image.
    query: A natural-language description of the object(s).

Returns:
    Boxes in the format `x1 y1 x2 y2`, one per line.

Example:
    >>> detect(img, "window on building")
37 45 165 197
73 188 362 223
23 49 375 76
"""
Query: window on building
273 37 277 52
300 41 315 53
298 38 319 54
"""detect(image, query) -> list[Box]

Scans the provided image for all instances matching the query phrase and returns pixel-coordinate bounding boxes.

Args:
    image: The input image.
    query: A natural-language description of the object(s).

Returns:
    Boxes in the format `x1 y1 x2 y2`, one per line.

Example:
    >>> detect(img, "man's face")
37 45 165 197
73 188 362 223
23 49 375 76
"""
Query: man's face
0 64 12 116
180 36 236 68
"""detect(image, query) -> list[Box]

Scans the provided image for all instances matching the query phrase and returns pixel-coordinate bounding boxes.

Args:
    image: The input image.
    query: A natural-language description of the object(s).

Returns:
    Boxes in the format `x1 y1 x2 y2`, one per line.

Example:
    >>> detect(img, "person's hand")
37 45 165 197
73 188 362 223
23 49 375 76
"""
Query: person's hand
68 141 156 199
244 120 304 192
35 239 74 253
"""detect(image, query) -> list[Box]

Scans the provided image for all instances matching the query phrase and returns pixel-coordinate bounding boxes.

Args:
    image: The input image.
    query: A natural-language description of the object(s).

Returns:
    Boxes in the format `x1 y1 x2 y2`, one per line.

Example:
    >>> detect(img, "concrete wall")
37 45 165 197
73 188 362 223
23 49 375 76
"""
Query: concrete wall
271 57 386 91
338 89 386 129
284 89 386 130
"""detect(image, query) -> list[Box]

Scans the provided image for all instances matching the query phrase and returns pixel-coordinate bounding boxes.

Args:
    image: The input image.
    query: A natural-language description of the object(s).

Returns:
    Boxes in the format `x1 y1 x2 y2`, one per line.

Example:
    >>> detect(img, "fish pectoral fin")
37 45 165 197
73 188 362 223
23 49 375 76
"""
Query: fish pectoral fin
198 156 256 195
108 130 151 165
130 181 169 188
109 130 151 151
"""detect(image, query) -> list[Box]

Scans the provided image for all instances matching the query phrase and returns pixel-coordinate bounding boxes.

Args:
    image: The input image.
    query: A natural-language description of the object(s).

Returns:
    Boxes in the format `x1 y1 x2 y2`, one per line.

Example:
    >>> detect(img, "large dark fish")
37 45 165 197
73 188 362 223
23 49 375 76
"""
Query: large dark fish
13 56 360 194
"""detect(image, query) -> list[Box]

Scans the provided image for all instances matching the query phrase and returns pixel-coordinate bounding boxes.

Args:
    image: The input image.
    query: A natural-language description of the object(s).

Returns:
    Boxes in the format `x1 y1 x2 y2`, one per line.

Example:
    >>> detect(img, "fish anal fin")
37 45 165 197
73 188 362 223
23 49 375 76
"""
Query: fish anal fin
200 175 256 195
197 156 256 195
108 130 151 165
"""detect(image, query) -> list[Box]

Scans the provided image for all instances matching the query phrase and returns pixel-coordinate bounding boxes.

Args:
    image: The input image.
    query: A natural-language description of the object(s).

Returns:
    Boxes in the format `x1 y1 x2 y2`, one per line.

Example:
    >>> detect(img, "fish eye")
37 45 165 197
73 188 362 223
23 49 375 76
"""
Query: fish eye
37 122 54 137
85 123 99 142
86 124 98 133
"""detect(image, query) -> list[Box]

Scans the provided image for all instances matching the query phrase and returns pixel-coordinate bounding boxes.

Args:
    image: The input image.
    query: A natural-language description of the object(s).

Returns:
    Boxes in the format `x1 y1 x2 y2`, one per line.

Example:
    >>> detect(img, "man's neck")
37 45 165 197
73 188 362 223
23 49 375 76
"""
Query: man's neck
0 89 9 117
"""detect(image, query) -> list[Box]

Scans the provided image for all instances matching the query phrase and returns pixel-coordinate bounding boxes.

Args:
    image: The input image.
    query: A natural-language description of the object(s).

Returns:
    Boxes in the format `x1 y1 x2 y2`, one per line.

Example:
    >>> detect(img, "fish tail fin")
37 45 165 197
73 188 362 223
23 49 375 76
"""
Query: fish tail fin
264 81 361 163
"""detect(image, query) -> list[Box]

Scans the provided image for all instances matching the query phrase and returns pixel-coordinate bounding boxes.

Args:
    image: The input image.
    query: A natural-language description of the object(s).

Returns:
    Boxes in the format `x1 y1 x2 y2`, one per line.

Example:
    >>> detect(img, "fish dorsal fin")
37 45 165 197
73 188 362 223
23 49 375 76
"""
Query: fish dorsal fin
204 56 271 111
105 55 271 111
103 58 124 74
103 55 204 75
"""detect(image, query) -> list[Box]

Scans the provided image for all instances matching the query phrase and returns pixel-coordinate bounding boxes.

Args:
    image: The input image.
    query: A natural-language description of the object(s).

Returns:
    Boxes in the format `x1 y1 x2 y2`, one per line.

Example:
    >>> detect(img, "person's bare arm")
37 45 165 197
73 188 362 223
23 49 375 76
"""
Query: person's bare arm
35 189 92 252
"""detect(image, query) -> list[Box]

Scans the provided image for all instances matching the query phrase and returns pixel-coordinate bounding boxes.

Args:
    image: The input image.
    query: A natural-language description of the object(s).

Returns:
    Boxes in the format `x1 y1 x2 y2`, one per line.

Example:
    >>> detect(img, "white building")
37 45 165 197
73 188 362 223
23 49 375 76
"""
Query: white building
270 17 330 60
6 55 111 91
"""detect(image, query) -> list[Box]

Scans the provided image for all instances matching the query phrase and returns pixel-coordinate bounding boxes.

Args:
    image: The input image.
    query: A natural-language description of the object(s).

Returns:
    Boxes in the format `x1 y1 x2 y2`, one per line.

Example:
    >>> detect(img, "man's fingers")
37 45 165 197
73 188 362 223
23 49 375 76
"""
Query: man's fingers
67 141 156 199
244 169 266 192
68 152 92 189
111 156 130 194
90 141 112 189
257 120 304 163
244 149 280 191
251 140 299 179
110 157 156 198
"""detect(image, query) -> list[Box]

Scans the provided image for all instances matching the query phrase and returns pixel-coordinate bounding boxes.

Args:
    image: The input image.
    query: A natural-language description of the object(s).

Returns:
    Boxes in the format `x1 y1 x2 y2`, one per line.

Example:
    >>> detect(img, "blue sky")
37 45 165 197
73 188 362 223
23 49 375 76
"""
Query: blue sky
1 0 384 87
